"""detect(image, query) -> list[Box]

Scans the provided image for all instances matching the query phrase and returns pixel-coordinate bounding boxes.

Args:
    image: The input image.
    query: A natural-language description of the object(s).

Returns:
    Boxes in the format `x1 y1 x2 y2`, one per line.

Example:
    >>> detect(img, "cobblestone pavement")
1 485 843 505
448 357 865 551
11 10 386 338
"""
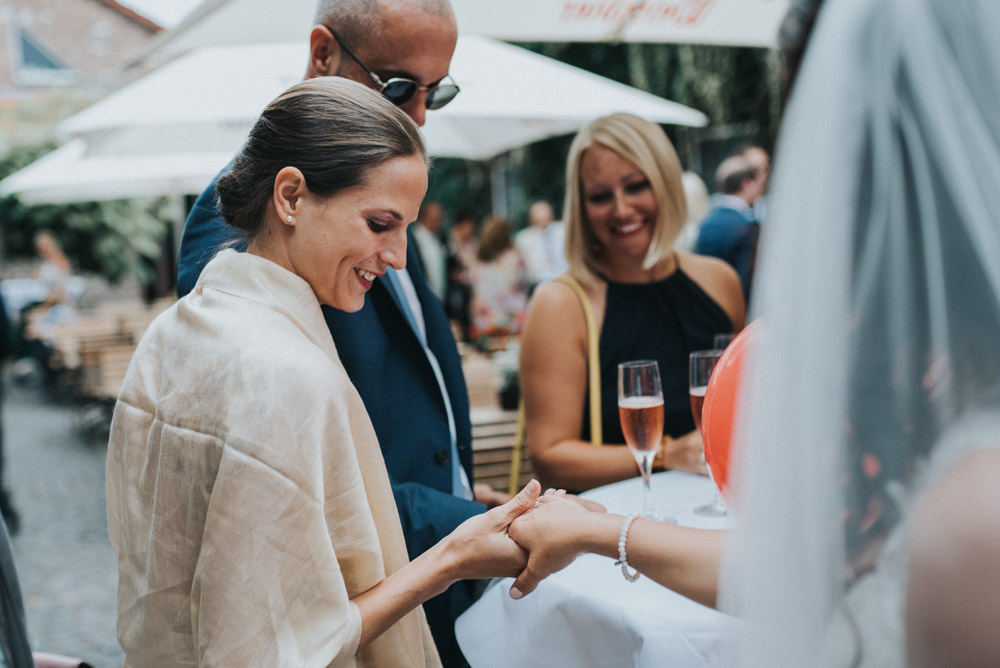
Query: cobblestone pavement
4 379 123 667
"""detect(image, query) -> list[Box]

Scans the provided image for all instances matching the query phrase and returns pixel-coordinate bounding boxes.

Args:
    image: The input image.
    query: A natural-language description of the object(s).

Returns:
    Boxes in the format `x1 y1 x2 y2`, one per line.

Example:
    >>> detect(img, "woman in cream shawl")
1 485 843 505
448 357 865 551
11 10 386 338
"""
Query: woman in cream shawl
106 78 540 667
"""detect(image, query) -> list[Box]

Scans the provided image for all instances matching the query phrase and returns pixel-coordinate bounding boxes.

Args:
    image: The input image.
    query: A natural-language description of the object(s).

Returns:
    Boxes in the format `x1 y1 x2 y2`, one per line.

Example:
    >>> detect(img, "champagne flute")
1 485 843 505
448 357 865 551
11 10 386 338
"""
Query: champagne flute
618 360 671 522
713 332 735 350
690 350 729 517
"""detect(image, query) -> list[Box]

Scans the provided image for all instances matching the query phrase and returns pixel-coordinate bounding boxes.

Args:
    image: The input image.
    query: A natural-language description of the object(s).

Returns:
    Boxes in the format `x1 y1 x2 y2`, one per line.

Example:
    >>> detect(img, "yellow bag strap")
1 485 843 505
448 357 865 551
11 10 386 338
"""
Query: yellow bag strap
554 276 602 446
507 407 527 497
508 276 602 495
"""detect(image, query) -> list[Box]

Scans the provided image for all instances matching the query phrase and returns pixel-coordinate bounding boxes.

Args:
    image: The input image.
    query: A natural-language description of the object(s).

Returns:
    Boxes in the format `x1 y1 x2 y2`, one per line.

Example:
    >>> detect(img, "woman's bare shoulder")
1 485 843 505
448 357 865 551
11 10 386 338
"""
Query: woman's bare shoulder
531 275 578 305
523 275 593 340
677 250 734 278
676 252 746 328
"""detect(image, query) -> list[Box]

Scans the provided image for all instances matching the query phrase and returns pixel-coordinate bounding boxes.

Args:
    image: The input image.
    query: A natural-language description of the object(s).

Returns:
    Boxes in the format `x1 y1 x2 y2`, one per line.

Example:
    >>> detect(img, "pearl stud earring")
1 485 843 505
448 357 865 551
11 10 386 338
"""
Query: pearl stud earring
286 215 294 223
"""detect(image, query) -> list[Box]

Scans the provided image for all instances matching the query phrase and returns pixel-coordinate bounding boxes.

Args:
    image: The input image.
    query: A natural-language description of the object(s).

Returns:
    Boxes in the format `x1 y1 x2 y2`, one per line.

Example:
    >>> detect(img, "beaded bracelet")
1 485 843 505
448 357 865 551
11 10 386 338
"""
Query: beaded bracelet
615 512 640 582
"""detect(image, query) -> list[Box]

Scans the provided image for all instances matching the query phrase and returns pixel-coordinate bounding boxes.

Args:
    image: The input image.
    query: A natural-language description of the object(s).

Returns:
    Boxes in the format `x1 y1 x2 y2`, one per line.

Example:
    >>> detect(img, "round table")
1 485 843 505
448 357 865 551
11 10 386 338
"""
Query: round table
455 471 739 667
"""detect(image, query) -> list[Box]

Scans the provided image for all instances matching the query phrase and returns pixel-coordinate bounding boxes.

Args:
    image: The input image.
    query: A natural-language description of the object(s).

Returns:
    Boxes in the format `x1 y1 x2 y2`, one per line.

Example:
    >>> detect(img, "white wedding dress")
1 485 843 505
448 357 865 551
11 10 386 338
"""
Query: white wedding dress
716 0 1000 665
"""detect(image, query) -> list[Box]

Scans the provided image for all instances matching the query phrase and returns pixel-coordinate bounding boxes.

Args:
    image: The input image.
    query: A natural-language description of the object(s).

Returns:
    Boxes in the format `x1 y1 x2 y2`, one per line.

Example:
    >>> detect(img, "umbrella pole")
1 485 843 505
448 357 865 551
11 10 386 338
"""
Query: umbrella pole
489 156 508 218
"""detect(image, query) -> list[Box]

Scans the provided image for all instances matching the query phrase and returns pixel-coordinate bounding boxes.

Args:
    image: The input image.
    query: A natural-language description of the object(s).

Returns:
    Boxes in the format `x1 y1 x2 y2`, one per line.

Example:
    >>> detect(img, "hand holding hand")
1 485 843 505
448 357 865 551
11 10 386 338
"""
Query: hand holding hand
444 479 540 581
565 495 606 513
506 495 605 598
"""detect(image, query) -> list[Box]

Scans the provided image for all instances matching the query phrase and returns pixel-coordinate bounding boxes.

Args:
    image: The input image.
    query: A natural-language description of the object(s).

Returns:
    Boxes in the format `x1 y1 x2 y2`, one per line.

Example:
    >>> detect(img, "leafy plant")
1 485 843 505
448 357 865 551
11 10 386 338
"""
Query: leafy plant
0 144 170 285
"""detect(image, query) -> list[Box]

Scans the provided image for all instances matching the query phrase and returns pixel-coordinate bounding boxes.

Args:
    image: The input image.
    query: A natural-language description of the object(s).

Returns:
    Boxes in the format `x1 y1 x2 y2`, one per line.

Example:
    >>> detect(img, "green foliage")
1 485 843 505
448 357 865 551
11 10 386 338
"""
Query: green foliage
0 144 170 284
427 158 493 225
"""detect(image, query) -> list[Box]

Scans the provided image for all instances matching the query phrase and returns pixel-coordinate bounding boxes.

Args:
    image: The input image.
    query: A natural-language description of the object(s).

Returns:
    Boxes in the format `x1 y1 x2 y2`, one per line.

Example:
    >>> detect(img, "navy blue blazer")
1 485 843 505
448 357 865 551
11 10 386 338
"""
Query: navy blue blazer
178 174 483 667
694 205 760 298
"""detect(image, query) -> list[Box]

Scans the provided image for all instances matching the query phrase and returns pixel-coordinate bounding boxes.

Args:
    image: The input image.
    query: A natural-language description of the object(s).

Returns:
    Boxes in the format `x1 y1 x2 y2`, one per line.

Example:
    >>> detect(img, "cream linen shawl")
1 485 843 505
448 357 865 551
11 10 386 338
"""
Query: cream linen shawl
106 250 440 667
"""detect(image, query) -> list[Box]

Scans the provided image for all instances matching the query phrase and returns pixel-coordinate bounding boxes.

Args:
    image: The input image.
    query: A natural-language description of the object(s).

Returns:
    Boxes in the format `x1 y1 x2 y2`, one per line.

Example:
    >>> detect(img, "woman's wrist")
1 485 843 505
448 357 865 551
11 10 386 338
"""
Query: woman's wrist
578 512 628 560
414 536 461 596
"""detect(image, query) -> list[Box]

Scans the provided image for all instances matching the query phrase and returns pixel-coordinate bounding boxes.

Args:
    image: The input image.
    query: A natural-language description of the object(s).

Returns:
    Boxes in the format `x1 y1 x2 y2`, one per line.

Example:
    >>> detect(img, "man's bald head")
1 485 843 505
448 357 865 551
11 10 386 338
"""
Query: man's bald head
306 0 458 126
314 0 455 50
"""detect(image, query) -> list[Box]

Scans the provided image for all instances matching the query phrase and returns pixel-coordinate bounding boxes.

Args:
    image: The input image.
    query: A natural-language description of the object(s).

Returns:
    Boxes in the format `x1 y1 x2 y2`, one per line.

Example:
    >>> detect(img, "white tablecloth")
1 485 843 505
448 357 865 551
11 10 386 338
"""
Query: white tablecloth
456 471 739 667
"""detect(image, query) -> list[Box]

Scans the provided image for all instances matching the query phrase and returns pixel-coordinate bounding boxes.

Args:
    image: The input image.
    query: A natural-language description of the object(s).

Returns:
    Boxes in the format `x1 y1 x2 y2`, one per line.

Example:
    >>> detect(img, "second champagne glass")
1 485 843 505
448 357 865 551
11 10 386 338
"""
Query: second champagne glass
618 360 672 522
690 350 729 517
713 332 736 351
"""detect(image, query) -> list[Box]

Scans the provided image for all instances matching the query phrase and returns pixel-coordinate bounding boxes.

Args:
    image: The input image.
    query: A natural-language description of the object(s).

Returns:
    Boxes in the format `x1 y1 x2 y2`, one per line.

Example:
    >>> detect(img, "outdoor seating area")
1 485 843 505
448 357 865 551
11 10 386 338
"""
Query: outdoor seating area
20 297 174 402
444 349 532 493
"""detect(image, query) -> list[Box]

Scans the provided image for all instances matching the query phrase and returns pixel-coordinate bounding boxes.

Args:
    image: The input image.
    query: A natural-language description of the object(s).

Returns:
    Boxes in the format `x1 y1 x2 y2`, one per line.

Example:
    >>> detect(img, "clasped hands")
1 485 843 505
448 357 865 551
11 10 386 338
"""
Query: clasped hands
449 432 708 599
446 480 605 601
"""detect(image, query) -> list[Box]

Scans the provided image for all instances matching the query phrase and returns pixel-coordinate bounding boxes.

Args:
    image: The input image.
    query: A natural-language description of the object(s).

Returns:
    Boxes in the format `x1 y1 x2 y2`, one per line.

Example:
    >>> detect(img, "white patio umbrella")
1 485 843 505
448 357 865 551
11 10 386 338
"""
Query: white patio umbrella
134 0 788 70
423 36 708 160
132 0 315 69
0 138 233 206
1 37 707 209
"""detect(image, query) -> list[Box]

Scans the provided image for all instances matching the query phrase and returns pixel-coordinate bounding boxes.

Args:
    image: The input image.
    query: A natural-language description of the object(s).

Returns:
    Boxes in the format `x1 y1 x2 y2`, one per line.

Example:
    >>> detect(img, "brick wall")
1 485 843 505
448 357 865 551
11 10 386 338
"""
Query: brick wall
0 0 159 89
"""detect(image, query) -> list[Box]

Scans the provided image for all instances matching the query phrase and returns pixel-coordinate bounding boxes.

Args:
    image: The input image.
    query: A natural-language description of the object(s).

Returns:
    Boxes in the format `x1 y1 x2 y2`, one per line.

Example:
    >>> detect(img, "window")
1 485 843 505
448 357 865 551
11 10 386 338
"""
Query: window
14 28 76 85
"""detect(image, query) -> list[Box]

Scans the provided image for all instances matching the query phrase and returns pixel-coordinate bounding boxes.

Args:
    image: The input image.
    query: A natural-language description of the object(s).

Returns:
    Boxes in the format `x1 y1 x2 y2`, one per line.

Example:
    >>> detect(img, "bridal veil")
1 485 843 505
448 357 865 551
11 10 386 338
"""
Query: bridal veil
722 0 1000 665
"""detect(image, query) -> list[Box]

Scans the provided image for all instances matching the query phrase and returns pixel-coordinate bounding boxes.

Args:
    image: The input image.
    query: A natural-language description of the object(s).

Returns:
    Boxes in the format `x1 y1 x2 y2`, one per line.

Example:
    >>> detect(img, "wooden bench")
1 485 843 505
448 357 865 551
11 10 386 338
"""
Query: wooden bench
470 406 534 495
42 298 174 400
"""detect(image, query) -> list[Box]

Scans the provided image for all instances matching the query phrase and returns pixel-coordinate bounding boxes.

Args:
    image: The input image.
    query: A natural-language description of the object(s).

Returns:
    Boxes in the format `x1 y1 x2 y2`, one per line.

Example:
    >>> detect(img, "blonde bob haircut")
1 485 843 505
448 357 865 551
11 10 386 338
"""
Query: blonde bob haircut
563 113 687 286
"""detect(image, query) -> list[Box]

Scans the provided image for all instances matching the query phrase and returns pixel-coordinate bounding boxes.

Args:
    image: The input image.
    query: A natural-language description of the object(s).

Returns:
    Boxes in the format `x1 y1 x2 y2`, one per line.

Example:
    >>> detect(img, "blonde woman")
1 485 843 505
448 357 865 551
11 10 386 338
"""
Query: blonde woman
520 113 745 491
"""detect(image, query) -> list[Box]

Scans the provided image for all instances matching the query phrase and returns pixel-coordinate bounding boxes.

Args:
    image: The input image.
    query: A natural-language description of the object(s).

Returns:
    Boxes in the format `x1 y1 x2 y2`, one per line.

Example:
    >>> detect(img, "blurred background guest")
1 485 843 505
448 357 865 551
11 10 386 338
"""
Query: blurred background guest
31 231 71 309
514 200 567 293
520 113 745 492
14 231 79 389
445 209 477 341
741 145 771 223
694 153 764 300
412 200 447 300
448 209 479 275
468 216 529 346
672 170 711 252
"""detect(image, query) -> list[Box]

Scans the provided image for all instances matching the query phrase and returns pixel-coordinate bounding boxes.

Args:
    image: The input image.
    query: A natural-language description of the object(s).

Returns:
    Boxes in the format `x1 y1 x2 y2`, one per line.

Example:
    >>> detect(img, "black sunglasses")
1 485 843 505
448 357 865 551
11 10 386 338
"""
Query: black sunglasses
329 29 460 110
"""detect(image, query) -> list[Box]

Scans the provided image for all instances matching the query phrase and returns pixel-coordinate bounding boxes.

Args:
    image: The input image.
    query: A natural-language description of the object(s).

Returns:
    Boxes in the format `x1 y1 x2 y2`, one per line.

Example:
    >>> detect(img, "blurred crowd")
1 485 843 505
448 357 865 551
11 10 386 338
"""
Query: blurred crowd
414 142 770 353
415 198 568 349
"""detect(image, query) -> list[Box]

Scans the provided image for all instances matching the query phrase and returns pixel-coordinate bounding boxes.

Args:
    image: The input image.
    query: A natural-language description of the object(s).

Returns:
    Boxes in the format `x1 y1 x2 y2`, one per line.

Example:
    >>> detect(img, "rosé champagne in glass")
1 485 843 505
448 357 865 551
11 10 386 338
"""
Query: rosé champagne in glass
619 396 664 454
689 385 707 433
618 360 670 522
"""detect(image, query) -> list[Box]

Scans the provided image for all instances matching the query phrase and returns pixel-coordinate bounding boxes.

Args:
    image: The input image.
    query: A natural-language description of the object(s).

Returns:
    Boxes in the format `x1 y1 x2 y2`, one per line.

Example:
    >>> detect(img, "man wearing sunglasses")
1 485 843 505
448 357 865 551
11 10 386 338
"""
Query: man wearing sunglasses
176 2 498 666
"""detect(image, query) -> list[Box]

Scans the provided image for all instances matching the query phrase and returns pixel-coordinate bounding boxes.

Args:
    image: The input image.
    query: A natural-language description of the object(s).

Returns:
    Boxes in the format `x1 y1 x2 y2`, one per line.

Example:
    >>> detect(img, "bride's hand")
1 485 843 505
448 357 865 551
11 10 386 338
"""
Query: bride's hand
506 496 604 598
